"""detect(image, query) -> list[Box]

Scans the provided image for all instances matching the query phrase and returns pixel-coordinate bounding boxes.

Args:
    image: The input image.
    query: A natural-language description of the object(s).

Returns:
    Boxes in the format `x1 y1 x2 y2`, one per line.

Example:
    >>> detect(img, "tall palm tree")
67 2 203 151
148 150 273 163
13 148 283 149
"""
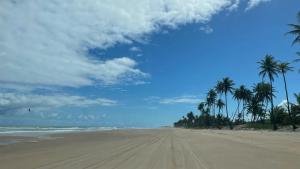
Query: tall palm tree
278 62 295 130
286 11 300 45
258 55 279 130
220 77 235 118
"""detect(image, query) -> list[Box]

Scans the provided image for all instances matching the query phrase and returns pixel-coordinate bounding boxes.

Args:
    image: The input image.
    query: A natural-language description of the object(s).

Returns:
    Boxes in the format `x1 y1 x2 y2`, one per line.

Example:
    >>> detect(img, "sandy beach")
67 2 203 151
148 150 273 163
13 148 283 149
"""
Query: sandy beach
0 128 300 169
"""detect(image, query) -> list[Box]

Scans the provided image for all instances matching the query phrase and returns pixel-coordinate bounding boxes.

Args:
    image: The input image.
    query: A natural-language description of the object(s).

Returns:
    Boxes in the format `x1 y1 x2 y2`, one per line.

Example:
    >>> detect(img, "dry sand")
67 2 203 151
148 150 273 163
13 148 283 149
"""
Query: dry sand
0 128 300 169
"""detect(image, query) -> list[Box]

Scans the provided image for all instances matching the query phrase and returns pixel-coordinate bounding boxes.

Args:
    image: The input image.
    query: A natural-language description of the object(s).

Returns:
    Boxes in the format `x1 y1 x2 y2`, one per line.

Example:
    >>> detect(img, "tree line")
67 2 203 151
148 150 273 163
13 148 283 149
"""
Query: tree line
174 11 300 131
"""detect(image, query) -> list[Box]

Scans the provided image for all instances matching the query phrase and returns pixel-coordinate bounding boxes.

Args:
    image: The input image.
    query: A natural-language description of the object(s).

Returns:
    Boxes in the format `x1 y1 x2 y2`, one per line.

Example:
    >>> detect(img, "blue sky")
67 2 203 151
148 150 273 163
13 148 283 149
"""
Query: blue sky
0 0 300 127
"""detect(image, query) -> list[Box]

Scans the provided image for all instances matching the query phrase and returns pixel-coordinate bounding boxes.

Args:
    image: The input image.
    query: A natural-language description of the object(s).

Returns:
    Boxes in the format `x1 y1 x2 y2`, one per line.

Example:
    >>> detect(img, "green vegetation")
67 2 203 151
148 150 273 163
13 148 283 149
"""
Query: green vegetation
174 11 300 131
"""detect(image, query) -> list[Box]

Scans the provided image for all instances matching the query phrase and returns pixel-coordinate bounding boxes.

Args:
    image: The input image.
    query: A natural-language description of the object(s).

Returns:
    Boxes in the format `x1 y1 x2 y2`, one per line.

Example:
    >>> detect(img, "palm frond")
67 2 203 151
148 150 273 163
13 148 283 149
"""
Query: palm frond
292 36 300 45
286 29 300 35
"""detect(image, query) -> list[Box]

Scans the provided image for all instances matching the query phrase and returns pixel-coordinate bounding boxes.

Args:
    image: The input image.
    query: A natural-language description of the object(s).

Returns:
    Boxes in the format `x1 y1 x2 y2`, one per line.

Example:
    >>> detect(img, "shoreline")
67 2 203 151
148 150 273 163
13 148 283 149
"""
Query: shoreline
1 126 299 146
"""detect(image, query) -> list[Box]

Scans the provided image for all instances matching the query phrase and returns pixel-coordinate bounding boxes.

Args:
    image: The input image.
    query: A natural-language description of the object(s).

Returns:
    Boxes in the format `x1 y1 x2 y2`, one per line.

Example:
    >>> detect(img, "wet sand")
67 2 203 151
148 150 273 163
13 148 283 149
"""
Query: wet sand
0 128 300 169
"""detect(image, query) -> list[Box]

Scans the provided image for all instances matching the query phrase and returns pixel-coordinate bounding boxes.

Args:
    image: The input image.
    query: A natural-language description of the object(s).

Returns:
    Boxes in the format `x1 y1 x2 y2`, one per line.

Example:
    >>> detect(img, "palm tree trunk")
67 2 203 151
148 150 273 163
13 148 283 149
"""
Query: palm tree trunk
242 100 245 123
270 80 277 130
282 72 296 130
232 100 240 122
225 92 228 118
263 101 269 123
213 104 216 117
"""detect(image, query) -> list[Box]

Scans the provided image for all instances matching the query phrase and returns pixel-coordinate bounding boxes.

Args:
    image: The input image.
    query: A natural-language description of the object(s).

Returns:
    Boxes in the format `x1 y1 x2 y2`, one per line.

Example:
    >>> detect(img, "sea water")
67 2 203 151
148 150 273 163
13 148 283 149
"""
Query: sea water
0 126 118 145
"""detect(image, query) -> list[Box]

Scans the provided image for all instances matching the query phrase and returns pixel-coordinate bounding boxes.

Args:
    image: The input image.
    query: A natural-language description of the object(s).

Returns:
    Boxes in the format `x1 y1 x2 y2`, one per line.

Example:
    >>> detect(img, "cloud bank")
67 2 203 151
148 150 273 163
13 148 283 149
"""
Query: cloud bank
0 92 117 114
160 95 201 105
145 95 202 105
0 0 271 116
0 0 251 90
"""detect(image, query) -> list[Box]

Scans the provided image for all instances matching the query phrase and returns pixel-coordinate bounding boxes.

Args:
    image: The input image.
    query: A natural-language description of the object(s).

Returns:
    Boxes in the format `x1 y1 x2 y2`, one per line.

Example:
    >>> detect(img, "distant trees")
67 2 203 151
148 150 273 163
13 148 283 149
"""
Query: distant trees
174 11 300 131
174 55 298 130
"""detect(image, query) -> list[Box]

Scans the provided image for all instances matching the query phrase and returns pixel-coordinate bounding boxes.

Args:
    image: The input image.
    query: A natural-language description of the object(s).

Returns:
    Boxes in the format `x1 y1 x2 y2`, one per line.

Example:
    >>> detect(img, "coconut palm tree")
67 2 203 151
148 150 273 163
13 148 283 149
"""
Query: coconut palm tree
220 77 235 118
258 55 279 130
278 61 296 130
287 11 300 45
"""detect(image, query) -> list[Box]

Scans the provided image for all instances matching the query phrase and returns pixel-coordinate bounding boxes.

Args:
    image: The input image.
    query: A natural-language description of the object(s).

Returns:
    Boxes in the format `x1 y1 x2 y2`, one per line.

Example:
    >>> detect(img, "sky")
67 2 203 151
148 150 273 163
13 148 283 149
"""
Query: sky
0 0 300 128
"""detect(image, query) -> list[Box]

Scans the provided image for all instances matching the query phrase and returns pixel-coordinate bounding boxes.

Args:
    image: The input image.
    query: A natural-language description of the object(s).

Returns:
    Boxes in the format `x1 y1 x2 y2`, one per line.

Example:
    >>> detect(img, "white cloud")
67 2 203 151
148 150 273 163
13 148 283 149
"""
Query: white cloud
159 95 201 105
129 46 141 52
246 0 271 10
0 0 241 90
199 25 214 34
144 96 161 103
228 0 240 11
0 92 117 114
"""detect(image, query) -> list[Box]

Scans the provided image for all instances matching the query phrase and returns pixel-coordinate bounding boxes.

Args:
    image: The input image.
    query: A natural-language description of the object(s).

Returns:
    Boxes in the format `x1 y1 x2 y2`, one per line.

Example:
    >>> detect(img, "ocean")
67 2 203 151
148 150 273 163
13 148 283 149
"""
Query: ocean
0 126 118 145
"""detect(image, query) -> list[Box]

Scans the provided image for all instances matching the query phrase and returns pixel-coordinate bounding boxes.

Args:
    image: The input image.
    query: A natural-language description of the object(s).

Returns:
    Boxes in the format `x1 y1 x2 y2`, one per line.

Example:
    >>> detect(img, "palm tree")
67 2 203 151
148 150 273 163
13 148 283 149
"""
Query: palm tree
253 82 274 113
296 52 300 62
215 81 224 115
220 77 235 118
295 52 300 73
295 93 300 105
206 89 217 117
216 99 225 116
278 61 296 130
186 112 195 128
291 93 300 129
233 87 242 121
286 11 300 45
258 55 279 130
247 95 263 122
239 85 252 122
198 102 206 113
215 81 224 96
